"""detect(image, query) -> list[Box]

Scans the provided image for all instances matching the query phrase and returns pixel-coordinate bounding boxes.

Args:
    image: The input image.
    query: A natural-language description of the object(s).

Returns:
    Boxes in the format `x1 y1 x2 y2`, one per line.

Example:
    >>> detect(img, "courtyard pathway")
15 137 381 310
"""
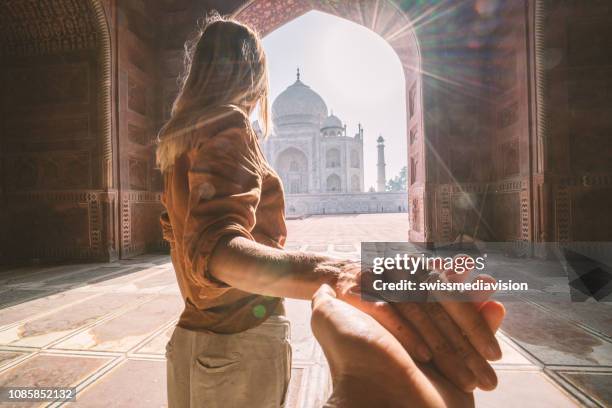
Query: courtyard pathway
0 214 608 407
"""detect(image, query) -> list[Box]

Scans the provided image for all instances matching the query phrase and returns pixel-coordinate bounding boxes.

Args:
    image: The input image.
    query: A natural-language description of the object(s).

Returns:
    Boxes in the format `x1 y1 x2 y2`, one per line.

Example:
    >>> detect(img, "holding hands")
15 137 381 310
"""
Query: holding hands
316 258 505 397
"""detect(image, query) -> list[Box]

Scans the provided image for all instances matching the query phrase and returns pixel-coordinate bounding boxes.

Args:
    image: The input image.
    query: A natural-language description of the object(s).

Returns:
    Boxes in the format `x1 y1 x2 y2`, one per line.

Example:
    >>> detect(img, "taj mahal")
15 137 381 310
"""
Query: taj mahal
254 70 407 217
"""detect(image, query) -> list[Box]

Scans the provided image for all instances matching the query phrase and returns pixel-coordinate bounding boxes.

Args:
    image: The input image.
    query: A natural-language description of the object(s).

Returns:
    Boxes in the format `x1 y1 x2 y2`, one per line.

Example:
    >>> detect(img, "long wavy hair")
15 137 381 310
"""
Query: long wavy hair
156 14 270 172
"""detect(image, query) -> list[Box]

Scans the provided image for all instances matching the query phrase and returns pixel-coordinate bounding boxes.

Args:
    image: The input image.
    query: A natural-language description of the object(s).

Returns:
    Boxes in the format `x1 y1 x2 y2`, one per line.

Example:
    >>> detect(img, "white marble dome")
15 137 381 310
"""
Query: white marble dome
321 113 342 130
272 77 327 127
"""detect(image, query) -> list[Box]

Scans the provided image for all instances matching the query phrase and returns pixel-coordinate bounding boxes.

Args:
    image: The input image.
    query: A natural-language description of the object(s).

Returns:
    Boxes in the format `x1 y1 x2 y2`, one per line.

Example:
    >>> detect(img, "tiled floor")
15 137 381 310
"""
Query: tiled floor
0 213 609 407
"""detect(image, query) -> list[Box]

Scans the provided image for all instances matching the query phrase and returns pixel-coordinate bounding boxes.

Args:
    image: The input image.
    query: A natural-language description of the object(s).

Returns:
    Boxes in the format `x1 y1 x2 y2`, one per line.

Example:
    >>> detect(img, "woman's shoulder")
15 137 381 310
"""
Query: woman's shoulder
189 107 260 162
195 107 253 140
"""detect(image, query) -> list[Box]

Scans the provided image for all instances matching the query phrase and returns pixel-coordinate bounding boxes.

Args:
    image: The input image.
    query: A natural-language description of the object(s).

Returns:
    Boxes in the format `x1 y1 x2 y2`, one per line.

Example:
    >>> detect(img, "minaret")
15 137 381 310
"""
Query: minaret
377 135 386 192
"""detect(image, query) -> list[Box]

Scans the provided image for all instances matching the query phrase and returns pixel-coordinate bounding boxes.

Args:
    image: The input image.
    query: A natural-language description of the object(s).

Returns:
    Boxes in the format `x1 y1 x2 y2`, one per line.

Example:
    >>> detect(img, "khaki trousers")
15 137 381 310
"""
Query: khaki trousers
166 316 292 408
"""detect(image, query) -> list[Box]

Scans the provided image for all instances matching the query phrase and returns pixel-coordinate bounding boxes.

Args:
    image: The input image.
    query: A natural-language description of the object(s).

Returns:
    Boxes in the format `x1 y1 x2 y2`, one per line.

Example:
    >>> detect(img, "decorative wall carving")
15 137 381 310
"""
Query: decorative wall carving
120 191 164 257
409 82 417 118
4 152 91 192
0 0 115 263
450 148 472 181
572 188 612 242
409 126 417 145
129 158 148 190
128 76 147 115
494 50 517 92
501 141 519 177
498 101 518 129
437 185 451 241
520 191 530 241
3 117 90 142
555 185 571 242
411 198 420 232
3 190 112 261
5 63 90 107
0 0 98 56
490 192 520 240
128 124 149 146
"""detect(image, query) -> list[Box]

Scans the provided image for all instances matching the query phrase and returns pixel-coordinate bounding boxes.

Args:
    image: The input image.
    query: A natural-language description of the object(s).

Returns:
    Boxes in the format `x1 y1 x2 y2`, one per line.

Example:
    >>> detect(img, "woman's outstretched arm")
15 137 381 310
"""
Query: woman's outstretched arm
209 235 341 300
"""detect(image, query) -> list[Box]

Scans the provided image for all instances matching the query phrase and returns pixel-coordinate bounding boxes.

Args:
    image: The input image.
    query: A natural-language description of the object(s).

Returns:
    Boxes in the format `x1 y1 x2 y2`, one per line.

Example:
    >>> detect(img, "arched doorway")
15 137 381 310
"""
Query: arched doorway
235 0 427 241
325 148 341 169
276 147 309 194
326 174 342 192
0 0 116 263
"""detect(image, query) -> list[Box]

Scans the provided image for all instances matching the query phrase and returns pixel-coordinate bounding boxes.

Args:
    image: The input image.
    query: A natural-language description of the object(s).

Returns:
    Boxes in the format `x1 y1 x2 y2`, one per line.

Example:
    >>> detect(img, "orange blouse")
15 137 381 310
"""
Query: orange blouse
160 111 287 334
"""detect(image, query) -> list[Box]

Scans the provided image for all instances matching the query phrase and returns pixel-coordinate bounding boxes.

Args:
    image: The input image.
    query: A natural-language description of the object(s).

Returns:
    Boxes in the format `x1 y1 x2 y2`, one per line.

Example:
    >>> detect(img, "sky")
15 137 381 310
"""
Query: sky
261 10 407 190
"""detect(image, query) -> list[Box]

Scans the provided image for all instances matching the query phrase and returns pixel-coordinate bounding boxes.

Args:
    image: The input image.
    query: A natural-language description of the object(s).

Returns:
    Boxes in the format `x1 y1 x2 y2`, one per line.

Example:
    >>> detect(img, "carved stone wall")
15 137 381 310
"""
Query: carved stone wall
0 0 116 263
116 0 166 258
541 0 612 245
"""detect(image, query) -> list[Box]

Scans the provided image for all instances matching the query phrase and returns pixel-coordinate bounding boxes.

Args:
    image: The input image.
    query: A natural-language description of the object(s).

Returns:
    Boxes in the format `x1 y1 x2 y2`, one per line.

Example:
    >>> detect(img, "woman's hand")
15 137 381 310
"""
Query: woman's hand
324 259 505 392
311 284 505 407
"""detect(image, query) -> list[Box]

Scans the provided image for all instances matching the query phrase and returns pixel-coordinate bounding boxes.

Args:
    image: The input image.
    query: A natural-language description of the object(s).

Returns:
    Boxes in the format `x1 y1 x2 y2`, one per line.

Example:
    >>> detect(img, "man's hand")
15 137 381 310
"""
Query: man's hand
311 284 504 407
328 260 504 392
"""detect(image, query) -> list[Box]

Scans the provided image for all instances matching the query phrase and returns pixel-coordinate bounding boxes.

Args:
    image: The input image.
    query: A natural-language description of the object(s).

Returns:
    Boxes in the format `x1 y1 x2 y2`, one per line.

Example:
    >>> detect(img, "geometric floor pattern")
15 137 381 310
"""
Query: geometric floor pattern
0 214 609 407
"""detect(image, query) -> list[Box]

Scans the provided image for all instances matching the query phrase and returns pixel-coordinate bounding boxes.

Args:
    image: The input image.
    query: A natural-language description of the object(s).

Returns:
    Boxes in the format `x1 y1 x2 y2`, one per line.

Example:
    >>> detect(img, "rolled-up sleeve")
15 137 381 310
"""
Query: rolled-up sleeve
182 127 262 290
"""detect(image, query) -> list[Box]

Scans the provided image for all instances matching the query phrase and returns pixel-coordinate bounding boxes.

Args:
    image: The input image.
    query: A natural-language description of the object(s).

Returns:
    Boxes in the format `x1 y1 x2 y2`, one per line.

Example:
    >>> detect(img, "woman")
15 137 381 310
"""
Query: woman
157 14 502 408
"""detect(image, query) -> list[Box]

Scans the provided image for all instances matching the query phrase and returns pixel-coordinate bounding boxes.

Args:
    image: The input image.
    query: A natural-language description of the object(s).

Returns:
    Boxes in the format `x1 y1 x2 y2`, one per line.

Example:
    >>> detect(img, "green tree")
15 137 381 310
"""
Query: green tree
386 166 407 192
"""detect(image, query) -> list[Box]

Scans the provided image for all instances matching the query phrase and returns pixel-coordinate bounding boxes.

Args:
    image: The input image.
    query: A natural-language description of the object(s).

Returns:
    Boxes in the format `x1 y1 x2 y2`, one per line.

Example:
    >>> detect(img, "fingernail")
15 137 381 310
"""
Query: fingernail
480 371 497 389
487 344 501 360
417 344 432 361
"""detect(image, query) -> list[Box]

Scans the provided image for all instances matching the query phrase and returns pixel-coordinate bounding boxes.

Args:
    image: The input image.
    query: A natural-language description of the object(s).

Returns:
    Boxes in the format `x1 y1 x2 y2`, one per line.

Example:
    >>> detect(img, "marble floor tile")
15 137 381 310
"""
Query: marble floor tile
495 333 535 367
558 371 612 407
0 264 103 286
88 266 167 289
0 354 112 408
0 291 95 328
0 350 30 369
285 300 318 363
525 294 612 338
0 293 153 347
0 289 51 308
475 371 580 407
75 359 166 408
333 244 357 252
53 295 183 352
133 324 175 355
501 301 612 366
45 266 133 287
285 367 305 407
305 244 328 252
132 270 177 290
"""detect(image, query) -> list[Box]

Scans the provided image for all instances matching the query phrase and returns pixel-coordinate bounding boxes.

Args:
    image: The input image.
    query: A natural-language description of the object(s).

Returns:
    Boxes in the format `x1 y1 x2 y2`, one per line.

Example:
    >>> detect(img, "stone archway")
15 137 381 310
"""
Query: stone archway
233 0 545 247
276 147 310 194
0 0 117 263
326 174 342 192
234 0 428 241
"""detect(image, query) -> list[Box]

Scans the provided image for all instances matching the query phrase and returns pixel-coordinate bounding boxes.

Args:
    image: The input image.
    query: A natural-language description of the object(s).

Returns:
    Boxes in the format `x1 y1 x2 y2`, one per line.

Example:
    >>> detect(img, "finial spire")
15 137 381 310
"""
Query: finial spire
296 67 300 81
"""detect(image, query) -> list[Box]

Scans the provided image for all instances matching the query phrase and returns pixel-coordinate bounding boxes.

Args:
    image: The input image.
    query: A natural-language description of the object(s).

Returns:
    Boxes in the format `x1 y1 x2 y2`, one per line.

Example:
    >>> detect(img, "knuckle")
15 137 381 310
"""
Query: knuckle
431 339 454 355
465 316 488 334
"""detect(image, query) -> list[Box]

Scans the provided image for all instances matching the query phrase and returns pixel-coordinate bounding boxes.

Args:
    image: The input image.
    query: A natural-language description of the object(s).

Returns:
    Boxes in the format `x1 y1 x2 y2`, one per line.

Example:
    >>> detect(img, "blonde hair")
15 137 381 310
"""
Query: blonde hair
156 13 270 172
